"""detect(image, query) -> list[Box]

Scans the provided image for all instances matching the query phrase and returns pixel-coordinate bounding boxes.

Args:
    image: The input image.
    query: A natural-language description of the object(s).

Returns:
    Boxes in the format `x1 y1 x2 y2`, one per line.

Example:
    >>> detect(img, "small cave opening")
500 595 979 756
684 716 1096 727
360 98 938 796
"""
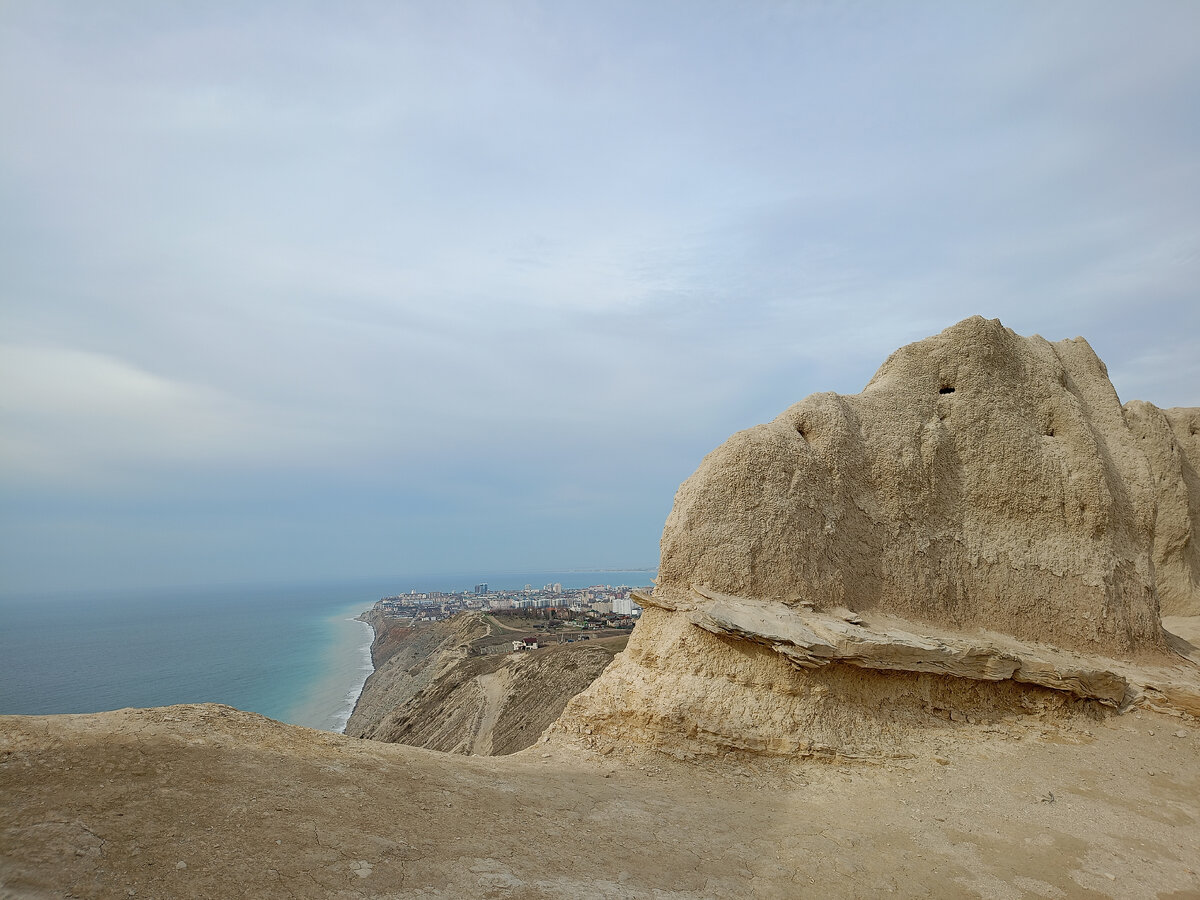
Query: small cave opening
938 385 955 395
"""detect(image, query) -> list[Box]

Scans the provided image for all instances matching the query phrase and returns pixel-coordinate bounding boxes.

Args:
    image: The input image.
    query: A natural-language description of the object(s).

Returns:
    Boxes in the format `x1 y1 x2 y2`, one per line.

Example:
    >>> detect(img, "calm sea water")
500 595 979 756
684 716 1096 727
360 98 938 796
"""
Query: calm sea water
0 571 653 731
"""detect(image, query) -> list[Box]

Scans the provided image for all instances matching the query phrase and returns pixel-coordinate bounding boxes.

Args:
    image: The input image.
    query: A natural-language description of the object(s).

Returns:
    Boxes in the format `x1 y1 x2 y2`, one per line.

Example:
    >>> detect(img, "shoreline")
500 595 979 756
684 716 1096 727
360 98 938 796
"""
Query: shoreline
332 611 376 734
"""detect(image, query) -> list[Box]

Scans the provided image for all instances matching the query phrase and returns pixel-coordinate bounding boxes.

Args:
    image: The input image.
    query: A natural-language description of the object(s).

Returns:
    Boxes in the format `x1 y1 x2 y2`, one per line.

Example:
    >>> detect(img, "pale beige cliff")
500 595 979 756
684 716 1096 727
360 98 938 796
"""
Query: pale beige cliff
346 612 627 755
1125 401 1200 616
345 613 490 739
553 317 1200 759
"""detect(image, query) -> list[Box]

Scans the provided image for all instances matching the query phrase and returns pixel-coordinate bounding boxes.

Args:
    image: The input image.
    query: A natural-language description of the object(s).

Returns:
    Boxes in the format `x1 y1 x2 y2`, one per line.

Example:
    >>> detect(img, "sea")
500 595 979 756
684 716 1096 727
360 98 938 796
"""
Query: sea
0 570 655 732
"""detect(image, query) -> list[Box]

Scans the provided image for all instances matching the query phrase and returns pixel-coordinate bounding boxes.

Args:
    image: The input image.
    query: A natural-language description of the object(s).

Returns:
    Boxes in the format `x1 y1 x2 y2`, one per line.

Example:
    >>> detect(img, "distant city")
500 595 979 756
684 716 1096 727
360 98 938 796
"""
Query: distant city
376 581 648 623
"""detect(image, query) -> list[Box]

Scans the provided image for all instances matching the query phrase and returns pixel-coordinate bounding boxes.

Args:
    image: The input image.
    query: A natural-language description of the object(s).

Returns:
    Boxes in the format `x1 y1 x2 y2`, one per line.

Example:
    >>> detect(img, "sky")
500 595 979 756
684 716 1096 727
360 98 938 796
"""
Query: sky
2 1 1198 594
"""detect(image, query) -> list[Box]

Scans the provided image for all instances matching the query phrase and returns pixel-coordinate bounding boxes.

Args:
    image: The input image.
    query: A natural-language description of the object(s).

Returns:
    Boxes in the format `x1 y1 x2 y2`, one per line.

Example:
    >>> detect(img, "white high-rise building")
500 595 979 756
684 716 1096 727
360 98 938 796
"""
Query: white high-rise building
612 595 642 616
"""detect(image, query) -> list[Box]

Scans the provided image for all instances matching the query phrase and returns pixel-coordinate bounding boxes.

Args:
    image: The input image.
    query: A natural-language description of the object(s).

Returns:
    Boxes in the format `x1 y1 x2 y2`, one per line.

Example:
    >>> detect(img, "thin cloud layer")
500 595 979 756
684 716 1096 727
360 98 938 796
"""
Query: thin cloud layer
1 1 1197 592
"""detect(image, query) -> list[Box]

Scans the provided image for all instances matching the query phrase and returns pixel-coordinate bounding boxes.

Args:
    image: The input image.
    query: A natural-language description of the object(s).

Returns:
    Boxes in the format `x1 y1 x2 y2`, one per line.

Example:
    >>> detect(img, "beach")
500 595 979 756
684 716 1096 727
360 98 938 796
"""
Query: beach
284 604 376 733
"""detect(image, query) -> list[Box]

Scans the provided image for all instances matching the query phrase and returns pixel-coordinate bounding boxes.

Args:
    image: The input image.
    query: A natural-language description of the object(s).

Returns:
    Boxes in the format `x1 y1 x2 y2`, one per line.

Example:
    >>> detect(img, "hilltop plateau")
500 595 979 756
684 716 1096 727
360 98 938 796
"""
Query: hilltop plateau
2 702 1198 898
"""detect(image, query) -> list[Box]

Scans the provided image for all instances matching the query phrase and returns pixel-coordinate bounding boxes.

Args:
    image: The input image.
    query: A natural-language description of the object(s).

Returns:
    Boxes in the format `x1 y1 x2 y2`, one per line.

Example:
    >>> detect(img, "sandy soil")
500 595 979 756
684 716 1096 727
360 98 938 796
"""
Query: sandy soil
2 703 1198 899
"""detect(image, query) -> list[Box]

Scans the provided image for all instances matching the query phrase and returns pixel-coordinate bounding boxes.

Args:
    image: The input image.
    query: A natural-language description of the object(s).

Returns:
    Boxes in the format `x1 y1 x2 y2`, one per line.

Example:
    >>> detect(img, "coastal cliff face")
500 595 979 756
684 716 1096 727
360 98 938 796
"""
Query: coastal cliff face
345 613 489 738
553 317 1200 759
347 613 625 755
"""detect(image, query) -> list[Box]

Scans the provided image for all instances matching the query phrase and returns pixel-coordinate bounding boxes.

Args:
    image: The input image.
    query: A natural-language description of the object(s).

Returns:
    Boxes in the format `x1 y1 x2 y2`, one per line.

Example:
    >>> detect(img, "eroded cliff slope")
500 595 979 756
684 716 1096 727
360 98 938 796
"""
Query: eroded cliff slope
347 612 626 755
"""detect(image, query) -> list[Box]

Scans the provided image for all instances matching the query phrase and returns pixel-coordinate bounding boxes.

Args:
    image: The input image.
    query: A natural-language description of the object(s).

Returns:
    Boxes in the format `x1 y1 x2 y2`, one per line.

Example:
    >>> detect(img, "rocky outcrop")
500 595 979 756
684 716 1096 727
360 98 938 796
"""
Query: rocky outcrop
1125 402 1200 616
553 317 1200 759
678 586 1129 704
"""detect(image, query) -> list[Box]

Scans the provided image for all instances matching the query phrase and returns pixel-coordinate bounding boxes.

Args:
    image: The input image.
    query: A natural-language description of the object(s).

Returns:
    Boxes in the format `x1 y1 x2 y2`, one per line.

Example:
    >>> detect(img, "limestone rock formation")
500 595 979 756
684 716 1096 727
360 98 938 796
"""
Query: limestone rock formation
1125 402 1200 616
553 317 1200 758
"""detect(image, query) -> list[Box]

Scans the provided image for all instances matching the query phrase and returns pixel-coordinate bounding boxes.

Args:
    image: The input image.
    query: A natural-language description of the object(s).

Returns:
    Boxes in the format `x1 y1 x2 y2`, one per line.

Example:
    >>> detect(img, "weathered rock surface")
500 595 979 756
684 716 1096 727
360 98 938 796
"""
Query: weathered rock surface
676 586 1129 704
555 317 1200 758
1125 402 1200 616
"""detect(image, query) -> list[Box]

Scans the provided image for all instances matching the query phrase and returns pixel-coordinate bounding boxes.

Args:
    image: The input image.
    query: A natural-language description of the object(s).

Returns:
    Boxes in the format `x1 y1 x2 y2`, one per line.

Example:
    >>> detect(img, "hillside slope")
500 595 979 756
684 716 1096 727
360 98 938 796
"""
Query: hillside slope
346 612 626 754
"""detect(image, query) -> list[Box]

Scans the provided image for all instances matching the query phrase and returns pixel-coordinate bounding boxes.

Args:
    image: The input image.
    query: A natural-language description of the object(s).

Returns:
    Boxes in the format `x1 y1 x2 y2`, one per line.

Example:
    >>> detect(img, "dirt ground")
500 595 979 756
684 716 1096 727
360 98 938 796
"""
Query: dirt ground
2 703 1198 899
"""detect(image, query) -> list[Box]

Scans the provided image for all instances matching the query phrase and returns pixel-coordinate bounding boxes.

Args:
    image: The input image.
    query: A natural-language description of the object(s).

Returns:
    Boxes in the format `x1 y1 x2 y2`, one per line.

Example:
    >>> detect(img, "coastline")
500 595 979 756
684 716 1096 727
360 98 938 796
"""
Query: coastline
333 612 376 734
0 583 389 723
344 606 389 735
1 573 652 726
279 599 379 733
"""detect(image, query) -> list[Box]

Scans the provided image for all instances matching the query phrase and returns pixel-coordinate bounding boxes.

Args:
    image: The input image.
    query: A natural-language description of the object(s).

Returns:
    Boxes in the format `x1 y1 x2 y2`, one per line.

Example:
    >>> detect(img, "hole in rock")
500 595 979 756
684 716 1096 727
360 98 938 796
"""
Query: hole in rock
938 386 955 394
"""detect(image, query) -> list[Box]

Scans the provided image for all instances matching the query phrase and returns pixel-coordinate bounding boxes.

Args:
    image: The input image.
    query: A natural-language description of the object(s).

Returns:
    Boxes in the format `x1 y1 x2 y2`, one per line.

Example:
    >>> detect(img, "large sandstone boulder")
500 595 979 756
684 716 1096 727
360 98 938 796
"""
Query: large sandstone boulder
552 317 1200 758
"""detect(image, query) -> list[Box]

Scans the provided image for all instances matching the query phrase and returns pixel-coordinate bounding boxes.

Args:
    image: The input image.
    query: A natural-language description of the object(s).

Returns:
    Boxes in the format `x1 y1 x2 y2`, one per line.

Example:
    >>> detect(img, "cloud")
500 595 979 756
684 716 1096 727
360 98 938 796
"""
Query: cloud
0 345 293 485
0 0 1197 591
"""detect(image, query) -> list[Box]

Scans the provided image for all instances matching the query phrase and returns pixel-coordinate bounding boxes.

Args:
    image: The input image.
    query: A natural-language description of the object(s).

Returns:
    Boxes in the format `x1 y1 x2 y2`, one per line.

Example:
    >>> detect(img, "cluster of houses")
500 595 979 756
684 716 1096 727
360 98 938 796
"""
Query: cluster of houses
375 582 647 624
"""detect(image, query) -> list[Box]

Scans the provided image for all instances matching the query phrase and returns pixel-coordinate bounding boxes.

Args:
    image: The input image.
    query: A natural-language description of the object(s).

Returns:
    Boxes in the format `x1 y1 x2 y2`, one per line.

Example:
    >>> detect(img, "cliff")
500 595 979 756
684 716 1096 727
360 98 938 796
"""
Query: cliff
347 612 626 755
346 613 490 738
553 317 1200 759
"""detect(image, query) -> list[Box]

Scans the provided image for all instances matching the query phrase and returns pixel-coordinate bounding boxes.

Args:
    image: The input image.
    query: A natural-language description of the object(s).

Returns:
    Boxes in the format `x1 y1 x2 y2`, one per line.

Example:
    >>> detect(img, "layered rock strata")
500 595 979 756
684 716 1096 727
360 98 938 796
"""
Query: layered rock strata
553 317 1200 758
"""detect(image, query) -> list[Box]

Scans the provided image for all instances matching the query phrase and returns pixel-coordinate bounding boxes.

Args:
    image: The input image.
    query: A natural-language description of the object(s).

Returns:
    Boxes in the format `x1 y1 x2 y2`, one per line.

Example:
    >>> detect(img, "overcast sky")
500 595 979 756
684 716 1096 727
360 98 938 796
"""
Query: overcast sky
2 1 1198 594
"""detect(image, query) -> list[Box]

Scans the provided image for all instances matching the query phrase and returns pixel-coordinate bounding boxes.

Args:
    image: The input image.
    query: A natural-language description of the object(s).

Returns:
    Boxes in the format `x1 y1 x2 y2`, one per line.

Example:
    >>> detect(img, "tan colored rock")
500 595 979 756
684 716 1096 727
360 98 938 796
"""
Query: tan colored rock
659 316 1163 653
556 317 1200 758
677 586 1129 704
1124 402 1200 616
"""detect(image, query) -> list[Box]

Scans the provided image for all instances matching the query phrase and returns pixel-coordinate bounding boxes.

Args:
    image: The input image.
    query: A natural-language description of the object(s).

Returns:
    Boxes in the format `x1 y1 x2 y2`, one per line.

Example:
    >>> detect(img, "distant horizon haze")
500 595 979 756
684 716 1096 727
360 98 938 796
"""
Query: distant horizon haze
0 567 659 602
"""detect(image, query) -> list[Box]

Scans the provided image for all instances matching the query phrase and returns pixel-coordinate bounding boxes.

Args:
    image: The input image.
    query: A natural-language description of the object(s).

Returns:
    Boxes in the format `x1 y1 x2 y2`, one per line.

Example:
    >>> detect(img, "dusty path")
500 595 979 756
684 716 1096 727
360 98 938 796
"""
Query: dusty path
481 614 525 634
2 704 1198 899
467 668 511 755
